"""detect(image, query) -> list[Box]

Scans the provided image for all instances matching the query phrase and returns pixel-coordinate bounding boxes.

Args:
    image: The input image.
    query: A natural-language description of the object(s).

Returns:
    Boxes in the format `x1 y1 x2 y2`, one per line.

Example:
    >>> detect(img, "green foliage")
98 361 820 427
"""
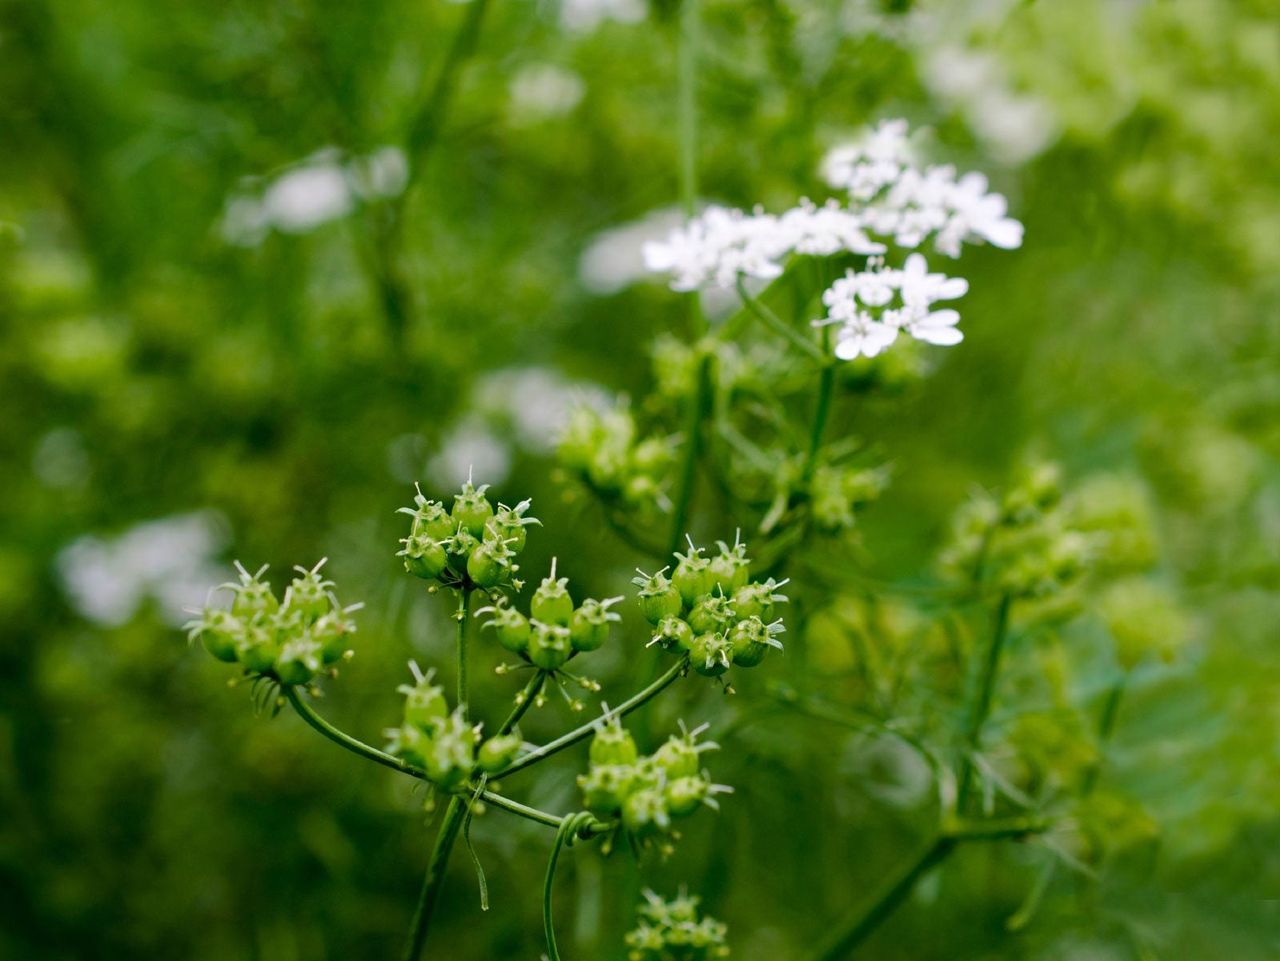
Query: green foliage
3 0 1279 959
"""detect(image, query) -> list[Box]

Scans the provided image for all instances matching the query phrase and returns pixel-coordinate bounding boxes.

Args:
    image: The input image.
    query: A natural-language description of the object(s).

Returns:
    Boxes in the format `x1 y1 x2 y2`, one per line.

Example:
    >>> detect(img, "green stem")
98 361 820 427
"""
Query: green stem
956 592 1013 813
285 686 423 778
667 353 714 558
544 813 592 961
498 670 547 736
456 587 473 720
736 278 826 362
813 834 956 961
812 815 1048 961
677 0 699 220
403 796 467 961
481 791 611 836
495 656 690 777
1081 671 1128 795
802 357 836 485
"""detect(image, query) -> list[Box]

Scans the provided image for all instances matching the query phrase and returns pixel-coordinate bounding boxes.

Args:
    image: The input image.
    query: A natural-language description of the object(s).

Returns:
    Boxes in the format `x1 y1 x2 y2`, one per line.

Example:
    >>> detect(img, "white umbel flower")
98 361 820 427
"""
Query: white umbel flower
816 254 968 359
642 206 791 291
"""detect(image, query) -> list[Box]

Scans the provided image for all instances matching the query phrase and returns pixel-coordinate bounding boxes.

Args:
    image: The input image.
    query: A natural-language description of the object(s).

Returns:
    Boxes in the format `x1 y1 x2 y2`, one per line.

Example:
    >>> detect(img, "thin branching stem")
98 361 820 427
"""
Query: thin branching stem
736 278 825 362
498 669 547 736
456 587 473 721
956 592 1013 812
667 353 714 559
495 656 690 777
403 797 466 961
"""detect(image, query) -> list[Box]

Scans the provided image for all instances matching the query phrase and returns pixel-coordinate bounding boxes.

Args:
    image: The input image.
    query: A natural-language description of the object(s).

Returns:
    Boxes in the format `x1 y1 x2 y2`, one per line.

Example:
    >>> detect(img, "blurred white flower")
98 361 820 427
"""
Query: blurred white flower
509 63 585 122
427 420 512 488
221 146 410 247
924 46 1058 164
560 0 645 32
472 367 611 453
58 512 229 627
579 207 685 294
821 119 916 201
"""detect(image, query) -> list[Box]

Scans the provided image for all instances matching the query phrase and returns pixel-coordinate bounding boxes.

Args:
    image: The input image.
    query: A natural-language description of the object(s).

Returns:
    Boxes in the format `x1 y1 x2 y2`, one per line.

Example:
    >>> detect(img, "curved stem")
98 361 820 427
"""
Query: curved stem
1081 670 1128 795
481 791 612 836
956 592 1012 813
284 686 425 779
667 352 714 558
495 656 690 778
736 278 825 362
456 587 473 720
543 814 589 961
498 670 547 736
403 797 467 961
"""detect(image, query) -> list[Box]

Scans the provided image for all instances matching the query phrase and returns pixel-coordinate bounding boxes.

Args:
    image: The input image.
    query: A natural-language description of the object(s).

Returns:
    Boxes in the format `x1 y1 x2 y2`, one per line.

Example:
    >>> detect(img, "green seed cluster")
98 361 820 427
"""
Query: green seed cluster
558 405 675 510
398 480 539 590
635 536 787 676
577 718 726 840
625 889 730 961
480 559 622 672
941 463 1094 600
809 463 889 534
186 560 359 686
385 664 522 792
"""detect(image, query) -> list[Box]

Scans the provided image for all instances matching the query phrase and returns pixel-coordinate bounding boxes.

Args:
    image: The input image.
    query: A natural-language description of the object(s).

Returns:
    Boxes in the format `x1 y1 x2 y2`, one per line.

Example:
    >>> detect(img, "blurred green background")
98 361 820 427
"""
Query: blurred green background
2 0 1278 958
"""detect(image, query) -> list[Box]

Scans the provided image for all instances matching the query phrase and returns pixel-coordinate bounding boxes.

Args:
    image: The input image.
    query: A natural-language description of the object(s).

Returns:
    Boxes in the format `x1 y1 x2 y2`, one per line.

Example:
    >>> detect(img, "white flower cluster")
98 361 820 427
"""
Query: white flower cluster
815 254 968 360
642 119 1024 360
641 201 884 292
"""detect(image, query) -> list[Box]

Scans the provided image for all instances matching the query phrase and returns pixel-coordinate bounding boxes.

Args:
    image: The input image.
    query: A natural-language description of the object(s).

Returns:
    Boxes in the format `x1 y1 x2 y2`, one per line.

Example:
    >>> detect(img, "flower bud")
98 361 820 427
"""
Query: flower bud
466 537 512 589
665 775 708 817
687 593 735 635
186 608 242 663
312 609 357 665
228 563 279 620
622 787 670 837
285 560 334 623
708 537 750 593
484 498 539 554
275 636 322 686
236 620 280 674
578 763 637 815
399 671 449 730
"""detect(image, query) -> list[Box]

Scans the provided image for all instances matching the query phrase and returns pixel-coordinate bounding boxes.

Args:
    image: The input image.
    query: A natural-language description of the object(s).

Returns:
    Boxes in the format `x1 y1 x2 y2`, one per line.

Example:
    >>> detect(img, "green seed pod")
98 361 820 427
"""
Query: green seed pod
590 715 638 766
528 620 572 670
708 536 750 594
632 568 682 626
687 592 735 635
401 678 448 731
484 605 531 654
236 620 280 674
570 596 622 653
312 610 357 665
186 608 243 663
228 563 279 620
284 560 334 623
577 763 637 815
690 632 731 677
732 577 789 621
531 561 574 626
401 533 448 580
653 737 698 780
665 775 708 817
731 616 785 668
622 787 670 837
466 538 510 589
477 730 522 774
652 615 694 652
451 481 494 537
424 712 477 792
485 498 539 554
672 544 712 607
446 529 481 569
391 724 432 769
275 637 322 686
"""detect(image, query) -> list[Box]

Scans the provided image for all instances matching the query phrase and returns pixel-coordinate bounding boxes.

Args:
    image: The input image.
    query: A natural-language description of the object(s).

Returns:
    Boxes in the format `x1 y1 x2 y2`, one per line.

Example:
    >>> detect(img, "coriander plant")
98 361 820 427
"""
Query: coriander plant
186 13 1181 961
